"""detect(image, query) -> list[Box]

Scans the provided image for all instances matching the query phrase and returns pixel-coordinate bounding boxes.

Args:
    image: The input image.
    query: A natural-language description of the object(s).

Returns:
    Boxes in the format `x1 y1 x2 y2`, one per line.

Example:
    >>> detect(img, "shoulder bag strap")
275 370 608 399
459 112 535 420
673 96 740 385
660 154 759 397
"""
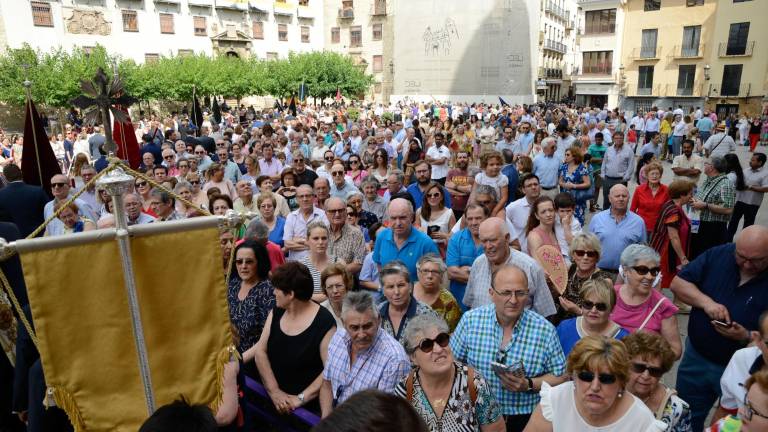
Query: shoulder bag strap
637 297 666 332
466 366 478 404
655 387 676 420
405 370 415 402
707 134 727 157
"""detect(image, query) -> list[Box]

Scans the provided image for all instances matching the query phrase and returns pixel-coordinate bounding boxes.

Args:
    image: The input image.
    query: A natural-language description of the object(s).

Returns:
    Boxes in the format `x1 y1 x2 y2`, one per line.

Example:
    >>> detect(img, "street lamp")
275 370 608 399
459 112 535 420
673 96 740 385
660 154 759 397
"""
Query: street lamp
704 64 712 102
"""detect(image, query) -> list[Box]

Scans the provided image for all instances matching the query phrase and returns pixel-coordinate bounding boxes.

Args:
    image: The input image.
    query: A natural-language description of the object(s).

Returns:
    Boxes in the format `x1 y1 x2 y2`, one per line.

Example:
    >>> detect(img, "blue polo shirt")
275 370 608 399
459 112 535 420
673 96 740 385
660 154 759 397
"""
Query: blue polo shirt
373 227 439 281
678 243 768 366
407 183 452 209
588 210 646 270
446 228 484 310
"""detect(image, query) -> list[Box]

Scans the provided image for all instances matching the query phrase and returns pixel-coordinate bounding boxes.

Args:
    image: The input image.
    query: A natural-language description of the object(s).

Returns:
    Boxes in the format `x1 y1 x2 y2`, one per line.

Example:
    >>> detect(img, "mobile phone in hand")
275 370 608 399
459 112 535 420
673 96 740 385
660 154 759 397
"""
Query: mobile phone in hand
712 320 732 328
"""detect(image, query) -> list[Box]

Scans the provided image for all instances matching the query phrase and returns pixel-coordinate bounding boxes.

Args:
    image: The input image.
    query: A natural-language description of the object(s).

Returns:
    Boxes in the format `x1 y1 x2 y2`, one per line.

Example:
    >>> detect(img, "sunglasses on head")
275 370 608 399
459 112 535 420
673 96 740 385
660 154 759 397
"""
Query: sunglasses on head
416 332 450 353
573 249 598 258
581 300 608 312
632 266 661 276
630 362 664 378
577 371 617 385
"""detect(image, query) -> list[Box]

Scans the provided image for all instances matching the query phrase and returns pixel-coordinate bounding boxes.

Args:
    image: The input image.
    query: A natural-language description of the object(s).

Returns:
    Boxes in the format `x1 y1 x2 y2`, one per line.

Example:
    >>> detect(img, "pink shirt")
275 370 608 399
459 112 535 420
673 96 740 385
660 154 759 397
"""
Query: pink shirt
610 284 678 334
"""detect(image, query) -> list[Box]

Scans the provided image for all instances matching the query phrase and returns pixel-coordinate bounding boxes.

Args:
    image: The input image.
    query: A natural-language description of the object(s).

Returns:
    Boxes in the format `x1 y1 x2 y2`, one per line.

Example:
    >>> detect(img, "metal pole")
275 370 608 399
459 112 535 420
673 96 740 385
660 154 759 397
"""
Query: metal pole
98 167 156 415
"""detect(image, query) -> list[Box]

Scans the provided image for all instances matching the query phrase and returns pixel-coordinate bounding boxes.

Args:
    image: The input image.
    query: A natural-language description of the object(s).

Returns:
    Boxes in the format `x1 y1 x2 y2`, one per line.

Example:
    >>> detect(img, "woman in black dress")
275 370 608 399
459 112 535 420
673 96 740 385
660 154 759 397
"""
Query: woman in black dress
253 261 336 414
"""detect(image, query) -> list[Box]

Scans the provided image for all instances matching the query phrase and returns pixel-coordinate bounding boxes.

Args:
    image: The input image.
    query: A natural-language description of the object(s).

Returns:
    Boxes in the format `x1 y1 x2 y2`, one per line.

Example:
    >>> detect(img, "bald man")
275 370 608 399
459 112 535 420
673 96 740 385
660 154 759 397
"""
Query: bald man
373 198 438 281
588 184 646 273
672 225 768 430
462 217 555 317
283 184 329 261
44 174 98 236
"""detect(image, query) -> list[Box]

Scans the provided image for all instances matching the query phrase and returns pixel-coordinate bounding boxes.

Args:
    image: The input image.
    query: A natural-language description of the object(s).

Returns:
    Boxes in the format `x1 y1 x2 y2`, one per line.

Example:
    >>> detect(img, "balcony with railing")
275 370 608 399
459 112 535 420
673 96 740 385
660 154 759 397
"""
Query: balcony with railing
544 1 568 21
544 39 567 54
718 41 755 57
581 62 612 76
338 7 354 19
628 84 665 97
675 82 704 97
630 46 661 61
672 44 704 59
717 83 752 97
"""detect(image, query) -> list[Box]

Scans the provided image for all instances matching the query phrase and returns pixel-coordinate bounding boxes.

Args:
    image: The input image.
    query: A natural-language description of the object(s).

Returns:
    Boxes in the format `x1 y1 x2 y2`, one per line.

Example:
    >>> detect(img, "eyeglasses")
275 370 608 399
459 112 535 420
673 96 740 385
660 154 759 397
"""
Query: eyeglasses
631 266 661 276
490 286 529 300
325 157 334 161
178 164 189 168
581 300 608 312
326 283 346 292
294 158 304 163
235 259 256 265
327 208 346 214
573 250 599 258
350 160 359 164
576 371 617 385
51 182 68 188
743 394 768 422
135 182 148 187
195 151 206 155
427 192 442 199
415 332 450 353
331 171 344 176
630 362 664 378
476 199 492 206
189 180 200 185
164 155 174 160
297 194 314 199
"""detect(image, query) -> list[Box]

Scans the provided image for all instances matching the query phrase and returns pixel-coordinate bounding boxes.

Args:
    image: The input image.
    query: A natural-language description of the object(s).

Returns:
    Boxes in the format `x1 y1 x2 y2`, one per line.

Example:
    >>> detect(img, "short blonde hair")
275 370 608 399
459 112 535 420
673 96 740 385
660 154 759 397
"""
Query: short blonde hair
645 161 663 176
569 232 602 258
579 278 616 310
567 336 630 386
320 263 354 297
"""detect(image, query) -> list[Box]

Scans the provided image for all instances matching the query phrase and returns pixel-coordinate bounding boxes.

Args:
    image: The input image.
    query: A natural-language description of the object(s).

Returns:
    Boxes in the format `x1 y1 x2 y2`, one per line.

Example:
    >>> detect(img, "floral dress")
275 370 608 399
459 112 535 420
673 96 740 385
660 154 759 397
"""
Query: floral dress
656 388 692 432
395 362 502 432
227 277 275 353
558 162 590 224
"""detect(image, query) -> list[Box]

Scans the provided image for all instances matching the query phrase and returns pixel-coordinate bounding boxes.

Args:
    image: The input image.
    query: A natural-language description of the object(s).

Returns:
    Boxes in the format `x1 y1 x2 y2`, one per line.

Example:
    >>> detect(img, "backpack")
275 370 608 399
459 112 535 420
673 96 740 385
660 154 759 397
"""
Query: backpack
405 366 478 404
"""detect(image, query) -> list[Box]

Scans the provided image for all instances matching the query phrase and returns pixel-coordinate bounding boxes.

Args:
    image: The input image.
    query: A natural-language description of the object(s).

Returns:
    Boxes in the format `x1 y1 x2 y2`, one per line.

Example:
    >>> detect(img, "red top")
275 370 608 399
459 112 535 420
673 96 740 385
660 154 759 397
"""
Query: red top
630 183 670 231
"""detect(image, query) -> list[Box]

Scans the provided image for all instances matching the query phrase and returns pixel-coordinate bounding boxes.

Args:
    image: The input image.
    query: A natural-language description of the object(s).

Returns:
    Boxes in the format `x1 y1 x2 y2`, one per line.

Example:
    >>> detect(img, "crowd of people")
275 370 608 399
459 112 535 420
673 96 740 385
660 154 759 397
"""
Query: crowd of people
0 100 767 432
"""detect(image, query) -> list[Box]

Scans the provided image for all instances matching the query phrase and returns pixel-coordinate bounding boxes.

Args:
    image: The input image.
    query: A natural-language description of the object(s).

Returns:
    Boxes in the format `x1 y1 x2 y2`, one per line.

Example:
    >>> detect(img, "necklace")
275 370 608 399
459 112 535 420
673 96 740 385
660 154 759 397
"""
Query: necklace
432 398 447 410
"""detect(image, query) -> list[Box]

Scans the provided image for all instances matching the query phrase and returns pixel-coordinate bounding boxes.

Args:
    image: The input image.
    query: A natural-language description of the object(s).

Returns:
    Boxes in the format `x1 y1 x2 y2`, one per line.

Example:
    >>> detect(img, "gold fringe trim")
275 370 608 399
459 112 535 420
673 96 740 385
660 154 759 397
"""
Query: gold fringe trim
47 386 86 432
210 345 240 414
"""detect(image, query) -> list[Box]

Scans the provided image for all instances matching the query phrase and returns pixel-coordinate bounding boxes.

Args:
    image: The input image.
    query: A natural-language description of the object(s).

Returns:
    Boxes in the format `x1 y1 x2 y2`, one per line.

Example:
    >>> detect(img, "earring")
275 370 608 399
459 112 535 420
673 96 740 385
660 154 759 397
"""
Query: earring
617 391 623 398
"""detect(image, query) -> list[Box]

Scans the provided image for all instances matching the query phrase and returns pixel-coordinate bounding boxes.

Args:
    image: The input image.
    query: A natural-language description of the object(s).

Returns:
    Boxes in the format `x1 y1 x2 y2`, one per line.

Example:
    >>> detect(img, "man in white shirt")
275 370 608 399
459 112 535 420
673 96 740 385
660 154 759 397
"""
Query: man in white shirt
727 152 768 241
703 123 736 158
505 173 541 252
555 126 576 161
672 139 704 184
426 132 451 184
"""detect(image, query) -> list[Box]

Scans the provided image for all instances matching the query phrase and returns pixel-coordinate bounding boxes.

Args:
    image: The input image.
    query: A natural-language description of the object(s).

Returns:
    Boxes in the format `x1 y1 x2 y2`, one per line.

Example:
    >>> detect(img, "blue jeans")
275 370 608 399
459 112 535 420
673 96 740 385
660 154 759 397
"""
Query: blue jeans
676 339 726 431
671 136 684 157
700 131 711 145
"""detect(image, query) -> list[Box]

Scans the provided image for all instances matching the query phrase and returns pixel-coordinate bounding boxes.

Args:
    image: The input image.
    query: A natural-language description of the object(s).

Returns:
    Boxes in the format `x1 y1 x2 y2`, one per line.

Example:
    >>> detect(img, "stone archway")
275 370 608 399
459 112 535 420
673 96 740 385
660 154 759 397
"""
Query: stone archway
211 28 253 58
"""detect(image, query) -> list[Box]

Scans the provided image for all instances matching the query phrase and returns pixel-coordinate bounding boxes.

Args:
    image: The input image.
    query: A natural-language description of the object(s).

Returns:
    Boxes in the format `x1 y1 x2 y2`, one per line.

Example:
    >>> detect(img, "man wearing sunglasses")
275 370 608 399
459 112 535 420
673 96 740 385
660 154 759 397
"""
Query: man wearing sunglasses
329 164 357 201
291 151 318 187
672 224 768 431
319 292 409 417
452 265 566 431
43 174 98 237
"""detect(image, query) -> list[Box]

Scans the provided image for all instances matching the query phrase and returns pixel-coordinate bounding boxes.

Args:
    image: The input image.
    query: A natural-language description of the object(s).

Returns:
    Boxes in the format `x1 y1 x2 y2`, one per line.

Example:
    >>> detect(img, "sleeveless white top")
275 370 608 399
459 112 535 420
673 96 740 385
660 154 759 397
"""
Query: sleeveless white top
540 381 668 432
418 208 453 244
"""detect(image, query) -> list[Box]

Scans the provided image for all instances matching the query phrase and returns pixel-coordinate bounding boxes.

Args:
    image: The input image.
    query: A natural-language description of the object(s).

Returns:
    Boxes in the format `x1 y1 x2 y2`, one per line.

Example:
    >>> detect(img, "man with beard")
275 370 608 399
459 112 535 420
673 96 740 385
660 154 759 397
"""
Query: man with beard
319 291 409 417
406 161 451 208
445 150 473 219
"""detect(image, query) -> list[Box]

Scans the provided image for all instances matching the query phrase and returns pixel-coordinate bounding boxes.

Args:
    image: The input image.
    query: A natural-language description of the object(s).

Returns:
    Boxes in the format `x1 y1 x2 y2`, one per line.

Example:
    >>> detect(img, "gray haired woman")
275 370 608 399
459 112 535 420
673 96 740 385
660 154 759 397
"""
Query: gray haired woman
378 261 438 345
413 254 462 331
394 314 505 432
611 244 682 359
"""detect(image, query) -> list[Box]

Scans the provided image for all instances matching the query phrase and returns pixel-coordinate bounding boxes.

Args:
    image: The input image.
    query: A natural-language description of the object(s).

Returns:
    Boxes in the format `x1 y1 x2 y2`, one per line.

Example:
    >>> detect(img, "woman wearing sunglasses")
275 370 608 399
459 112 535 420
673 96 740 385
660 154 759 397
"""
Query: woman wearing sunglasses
623 332 692 431
346 155 368 188
524 336 666 432
396 314 506 432
610 244 682 360
557 233 614 320
556 279 629 357
185 172 208 210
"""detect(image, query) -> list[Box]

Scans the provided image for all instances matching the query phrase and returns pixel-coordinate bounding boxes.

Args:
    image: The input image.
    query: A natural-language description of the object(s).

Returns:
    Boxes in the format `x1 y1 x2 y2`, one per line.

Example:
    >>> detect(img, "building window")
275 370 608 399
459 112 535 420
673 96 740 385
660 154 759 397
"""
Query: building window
640 29 658 58
584 9 615 34
638 66 654 95
299 0 309 5
582 51 612 75
342 0 354 9
726 22 749 55
253 21 264 40
278 24 288 41
178 49 194 57
159 13 174 34
350 26 362 47
374 0 386 15
676 65 696 95
681 26 701 57
145 53 160 63
122 10 138 32
686 0 704 5
721 65 742 96
31 2 53 27
193 16 206 36
644 0 661 11
373 55 383 72
372 23 382 41
266 52 278 60
301 26 310 43
331 27 340 43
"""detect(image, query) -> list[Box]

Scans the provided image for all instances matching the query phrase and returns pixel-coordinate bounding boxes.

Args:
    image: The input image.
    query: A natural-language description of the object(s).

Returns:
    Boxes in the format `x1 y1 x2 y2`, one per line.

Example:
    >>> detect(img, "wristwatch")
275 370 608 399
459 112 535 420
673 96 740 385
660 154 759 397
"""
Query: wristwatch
297 392 305 405
526 378 535 393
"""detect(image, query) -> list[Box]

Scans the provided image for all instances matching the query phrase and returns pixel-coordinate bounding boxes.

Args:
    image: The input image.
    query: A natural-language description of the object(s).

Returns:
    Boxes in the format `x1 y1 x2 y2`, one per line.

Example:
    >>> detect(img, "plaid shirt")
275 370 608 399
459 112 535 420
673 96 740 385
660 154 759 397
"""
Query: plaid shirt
450 306 566 415
696 173 735 223
322 327 410 404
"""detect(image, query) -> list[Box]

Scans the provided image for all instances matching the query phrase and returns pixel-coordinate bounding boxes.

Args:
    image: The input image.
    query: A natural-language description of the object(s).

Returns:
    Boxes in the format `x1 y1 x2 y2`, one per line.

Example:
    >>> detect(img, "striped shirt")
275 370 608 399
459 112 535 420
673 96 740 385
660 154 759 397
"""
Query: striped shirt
323 327 410 405
450 306 566 415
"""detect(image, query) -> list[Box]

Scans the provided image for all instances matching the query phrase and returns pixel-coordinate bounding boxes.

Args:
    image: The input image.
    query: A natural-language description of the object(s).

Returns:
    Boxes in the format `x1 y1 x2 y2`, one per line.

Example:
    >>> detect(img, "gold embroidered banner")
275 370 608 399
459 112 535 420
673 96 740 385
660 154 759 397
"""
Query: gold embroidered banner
20 225 231 431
